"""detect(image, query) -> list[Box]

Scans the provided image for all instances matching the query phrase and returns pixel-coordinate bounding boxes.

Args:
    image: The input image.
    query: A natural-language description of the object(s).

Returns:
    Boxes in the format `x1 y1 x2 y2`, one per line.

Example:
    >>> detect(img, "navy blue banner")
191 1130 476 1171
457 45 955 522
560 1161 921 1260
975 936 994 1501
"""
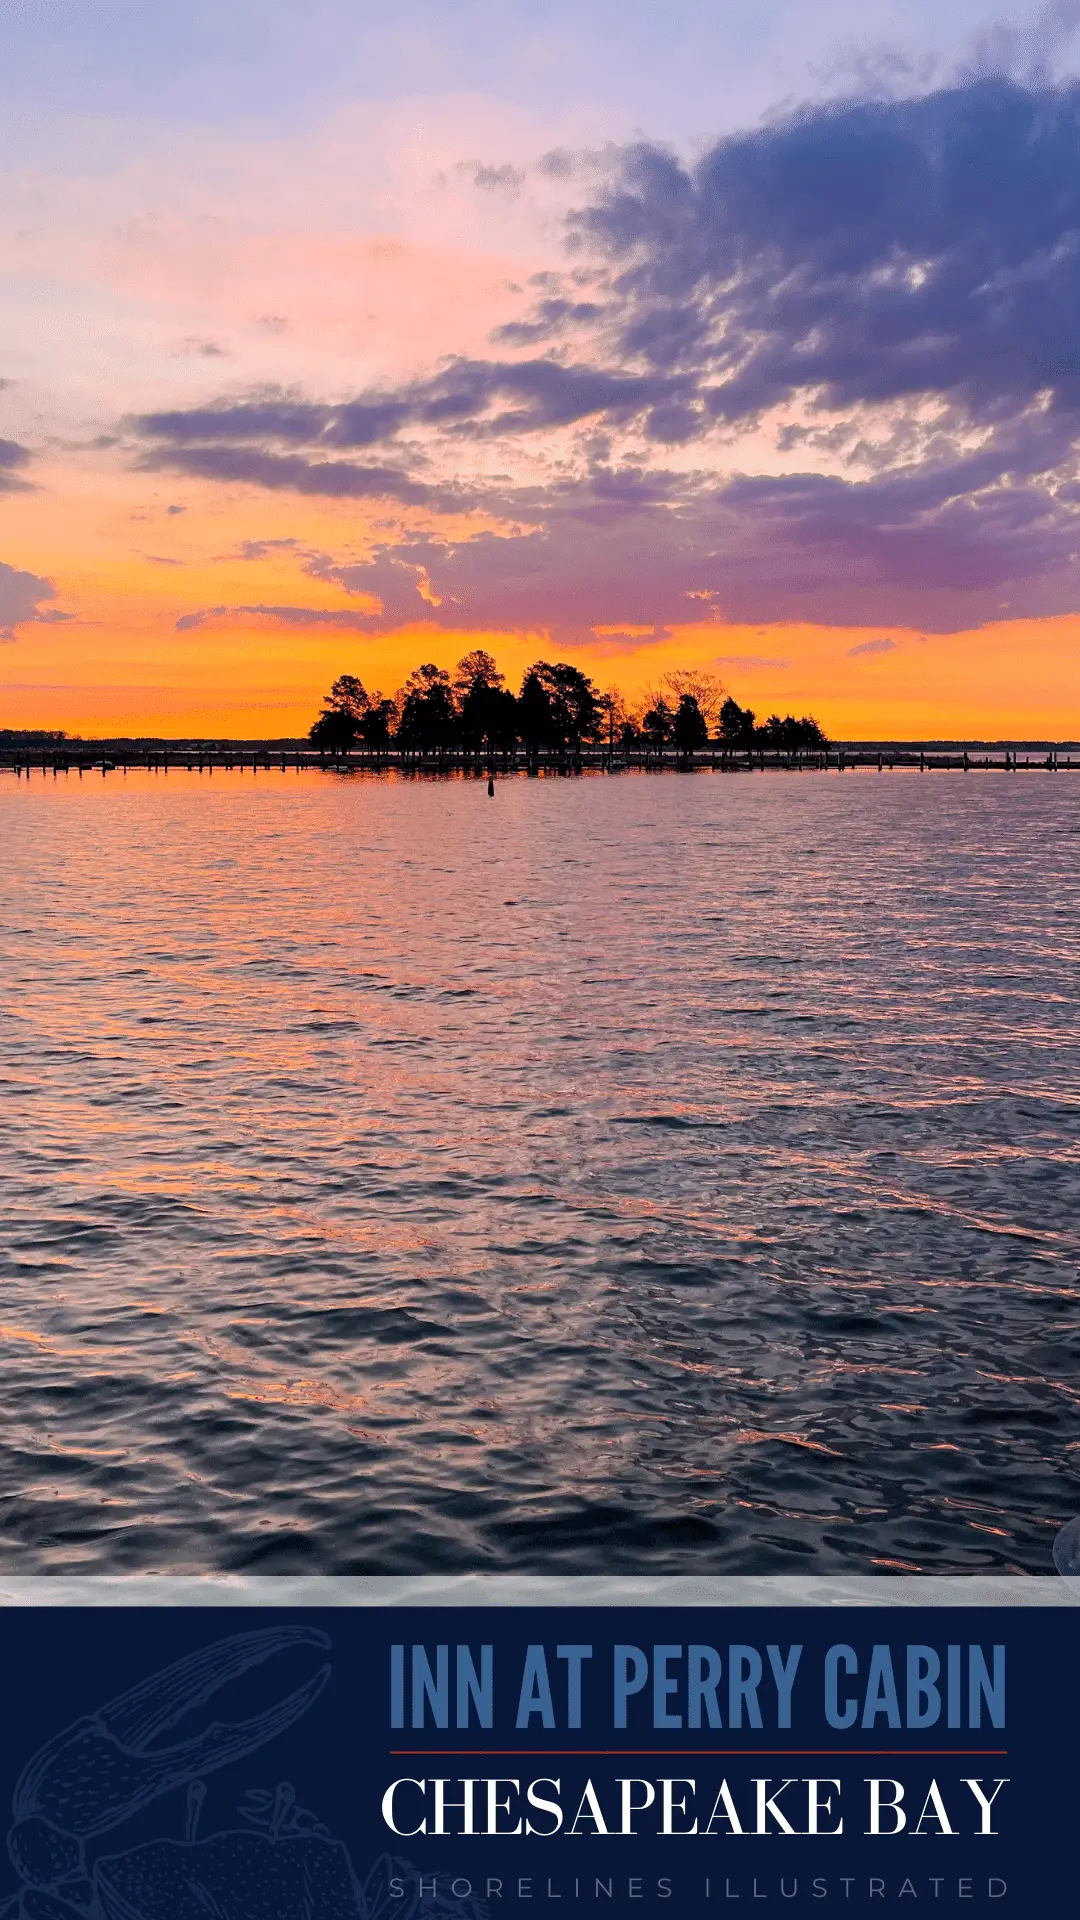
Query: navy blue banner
0 1606 1072 1917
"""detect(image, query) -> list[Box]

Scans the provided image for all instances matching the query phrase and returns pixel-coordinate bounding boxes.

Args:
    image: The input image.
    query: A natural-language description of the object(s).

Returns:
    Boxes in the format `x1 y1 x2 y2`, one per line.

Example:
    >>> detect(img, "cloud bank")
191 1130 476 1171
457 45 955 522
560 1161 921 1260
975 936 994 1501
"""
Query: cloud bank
143 77 1080 640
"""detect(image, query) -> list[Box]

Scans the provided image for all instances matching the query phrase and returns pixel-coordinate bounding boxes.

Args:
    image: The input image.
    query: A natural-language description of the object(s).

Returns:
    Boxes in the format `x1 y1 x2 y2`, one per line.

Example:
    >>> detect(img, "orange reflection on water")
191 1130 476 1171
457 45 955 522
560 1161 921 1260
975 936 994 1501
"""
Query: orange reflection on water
2 766 1078 1572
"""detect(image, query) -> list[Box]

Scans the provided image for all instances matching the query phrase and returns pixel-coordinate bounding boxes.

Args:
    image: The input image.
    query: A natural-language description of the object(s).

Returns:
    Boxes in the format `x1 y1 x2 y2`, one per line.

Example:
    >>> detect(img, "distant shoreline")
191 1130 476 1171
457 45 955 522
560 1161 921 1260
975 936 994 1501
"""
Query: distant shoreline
3 732 1079 753
4 737 1079 777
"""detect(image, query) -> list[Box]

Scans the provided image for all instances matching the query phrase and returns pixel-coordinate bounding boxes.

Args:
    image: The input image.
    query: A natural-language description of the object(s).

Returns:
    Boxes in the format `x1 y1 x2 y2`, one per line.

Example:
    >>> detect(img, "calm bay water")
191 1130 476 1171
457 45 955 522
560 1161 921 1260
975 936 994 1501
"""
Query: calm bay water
1 766 1078 1574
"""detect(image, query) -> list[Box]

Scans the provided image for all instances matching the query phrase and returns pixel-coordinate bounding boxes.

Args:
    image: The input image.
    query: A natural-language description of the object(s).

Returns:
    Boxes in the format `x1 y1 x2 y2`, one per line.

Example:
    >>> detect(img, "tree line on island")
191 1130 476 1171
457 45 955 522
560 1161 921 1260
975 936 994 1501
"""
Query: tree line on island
309 652 827 759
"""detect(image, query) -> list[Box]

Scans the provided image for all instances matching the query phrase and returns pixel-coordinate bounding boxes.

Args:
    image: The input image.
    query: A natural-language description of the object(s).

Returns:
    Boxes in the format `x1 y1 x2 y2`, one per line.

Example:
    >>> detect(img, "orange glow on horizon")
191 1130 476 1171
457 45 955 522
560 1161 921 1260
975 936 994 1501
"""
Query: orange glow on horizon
2 462 1078 742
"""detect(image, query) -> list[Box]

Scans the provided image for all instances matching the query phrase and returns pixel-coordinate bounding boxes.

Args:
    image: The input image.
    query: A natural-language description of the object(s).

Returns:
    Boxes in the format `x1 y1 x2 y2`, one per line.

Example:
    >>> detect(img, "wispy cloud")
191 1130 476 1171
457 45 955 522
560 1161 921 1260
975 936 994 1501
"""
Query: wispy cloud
175 603 380 633
471 162 525 194
714 653 792 669
234 537 299 560
176 337 229 358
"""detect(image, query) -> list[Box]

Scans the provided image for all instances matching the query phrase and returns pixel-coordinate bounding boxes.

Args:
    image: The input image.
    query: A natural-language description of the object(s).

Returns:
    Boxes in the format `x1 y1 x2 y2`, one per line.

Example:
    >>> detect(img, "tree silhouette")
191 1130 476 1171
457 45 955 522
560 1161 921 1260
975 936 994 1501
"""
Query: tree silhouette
661 669 726 733
553 663 603 748
326 675 369 722
516 662 602 760
455 650 516 756
795 714 828 750
453 649 503 702
757 713 829 751
597 686 630 757
309 710 356 753
641 696 674 752
482 686 520 752
719 696 757 746
673 693 709 755
396 663 457 754
306 656 828 766
309 674 371 753
357 696 395 752
517 668 555 756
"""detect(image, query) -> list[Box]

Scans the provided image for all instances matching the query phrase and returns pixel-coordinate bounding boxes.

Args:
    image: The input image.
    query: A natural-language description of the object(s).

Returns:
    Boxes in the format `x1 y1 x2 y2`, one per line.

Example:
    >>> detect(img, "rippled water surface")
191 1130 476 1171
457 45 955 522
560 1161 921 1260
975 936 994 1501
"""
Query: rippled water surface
2 767 1078 1573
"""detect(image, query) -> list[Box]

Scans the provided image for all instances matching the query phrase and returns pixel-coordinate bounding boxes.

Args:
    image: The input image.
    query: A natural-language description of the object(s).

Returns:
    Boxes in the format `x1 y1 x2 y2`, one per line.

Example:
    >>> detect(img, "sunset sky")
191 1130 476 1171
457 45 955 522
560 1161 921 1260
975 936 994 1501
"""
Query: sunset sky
2 1 1080 739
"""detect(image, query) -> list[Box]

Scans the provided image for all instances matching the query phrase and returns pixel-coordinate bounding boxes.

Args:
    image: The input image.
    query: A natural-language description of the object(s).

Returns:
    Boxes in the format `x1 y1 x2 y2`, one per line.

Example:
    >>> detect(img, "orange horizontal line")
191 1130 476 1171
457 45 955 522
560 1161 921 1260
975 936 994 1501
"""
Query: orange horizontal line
389 1749 1008 1758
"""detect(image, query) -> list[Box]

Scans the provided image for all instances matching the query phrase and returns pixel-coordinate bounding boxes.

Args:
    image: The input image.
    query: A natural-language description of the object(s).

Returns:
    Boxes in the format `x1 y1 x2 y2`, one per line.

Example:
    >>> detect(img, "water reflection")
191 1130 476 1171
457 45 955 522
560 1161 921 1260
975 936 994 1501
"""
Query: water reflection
1 768 1077 1572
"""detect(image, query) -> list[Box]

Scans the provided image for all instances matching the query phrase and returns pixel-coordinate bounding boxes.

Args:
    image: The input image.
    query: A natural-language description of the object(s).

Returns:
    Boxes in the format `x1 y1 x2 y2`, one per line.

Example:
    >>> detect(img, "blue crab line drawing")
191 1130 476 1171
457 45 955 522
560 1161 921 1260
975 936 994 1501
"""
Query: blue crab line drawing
0 1627 481 1920
100 1787 486 1920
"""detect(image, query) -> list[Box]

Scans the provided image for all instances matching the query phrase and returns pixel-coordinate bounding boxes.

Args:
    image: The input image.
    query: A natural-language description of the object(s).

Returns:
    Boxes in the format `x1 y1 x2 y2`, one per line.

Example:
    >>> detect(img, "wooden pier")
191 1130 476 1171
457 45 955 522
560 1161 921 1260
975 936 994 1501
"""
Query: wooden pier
2 743 1078 778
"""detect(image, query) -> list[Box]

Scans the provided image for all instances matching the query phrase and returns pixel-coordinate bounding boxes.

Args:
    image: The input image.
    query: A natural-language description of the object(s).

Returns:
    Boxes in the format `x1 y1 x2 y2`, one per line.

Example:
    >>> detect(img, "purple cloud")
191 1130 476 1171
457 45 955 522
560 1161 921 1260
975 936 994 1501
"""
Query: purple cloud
293 448 1079 638
136 443 433 505
125 78 1080 635
0 439 33 495
132 357 691 455
0 560 67 638
493 298 604 347
235 538 299 560
570 78 1080 429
